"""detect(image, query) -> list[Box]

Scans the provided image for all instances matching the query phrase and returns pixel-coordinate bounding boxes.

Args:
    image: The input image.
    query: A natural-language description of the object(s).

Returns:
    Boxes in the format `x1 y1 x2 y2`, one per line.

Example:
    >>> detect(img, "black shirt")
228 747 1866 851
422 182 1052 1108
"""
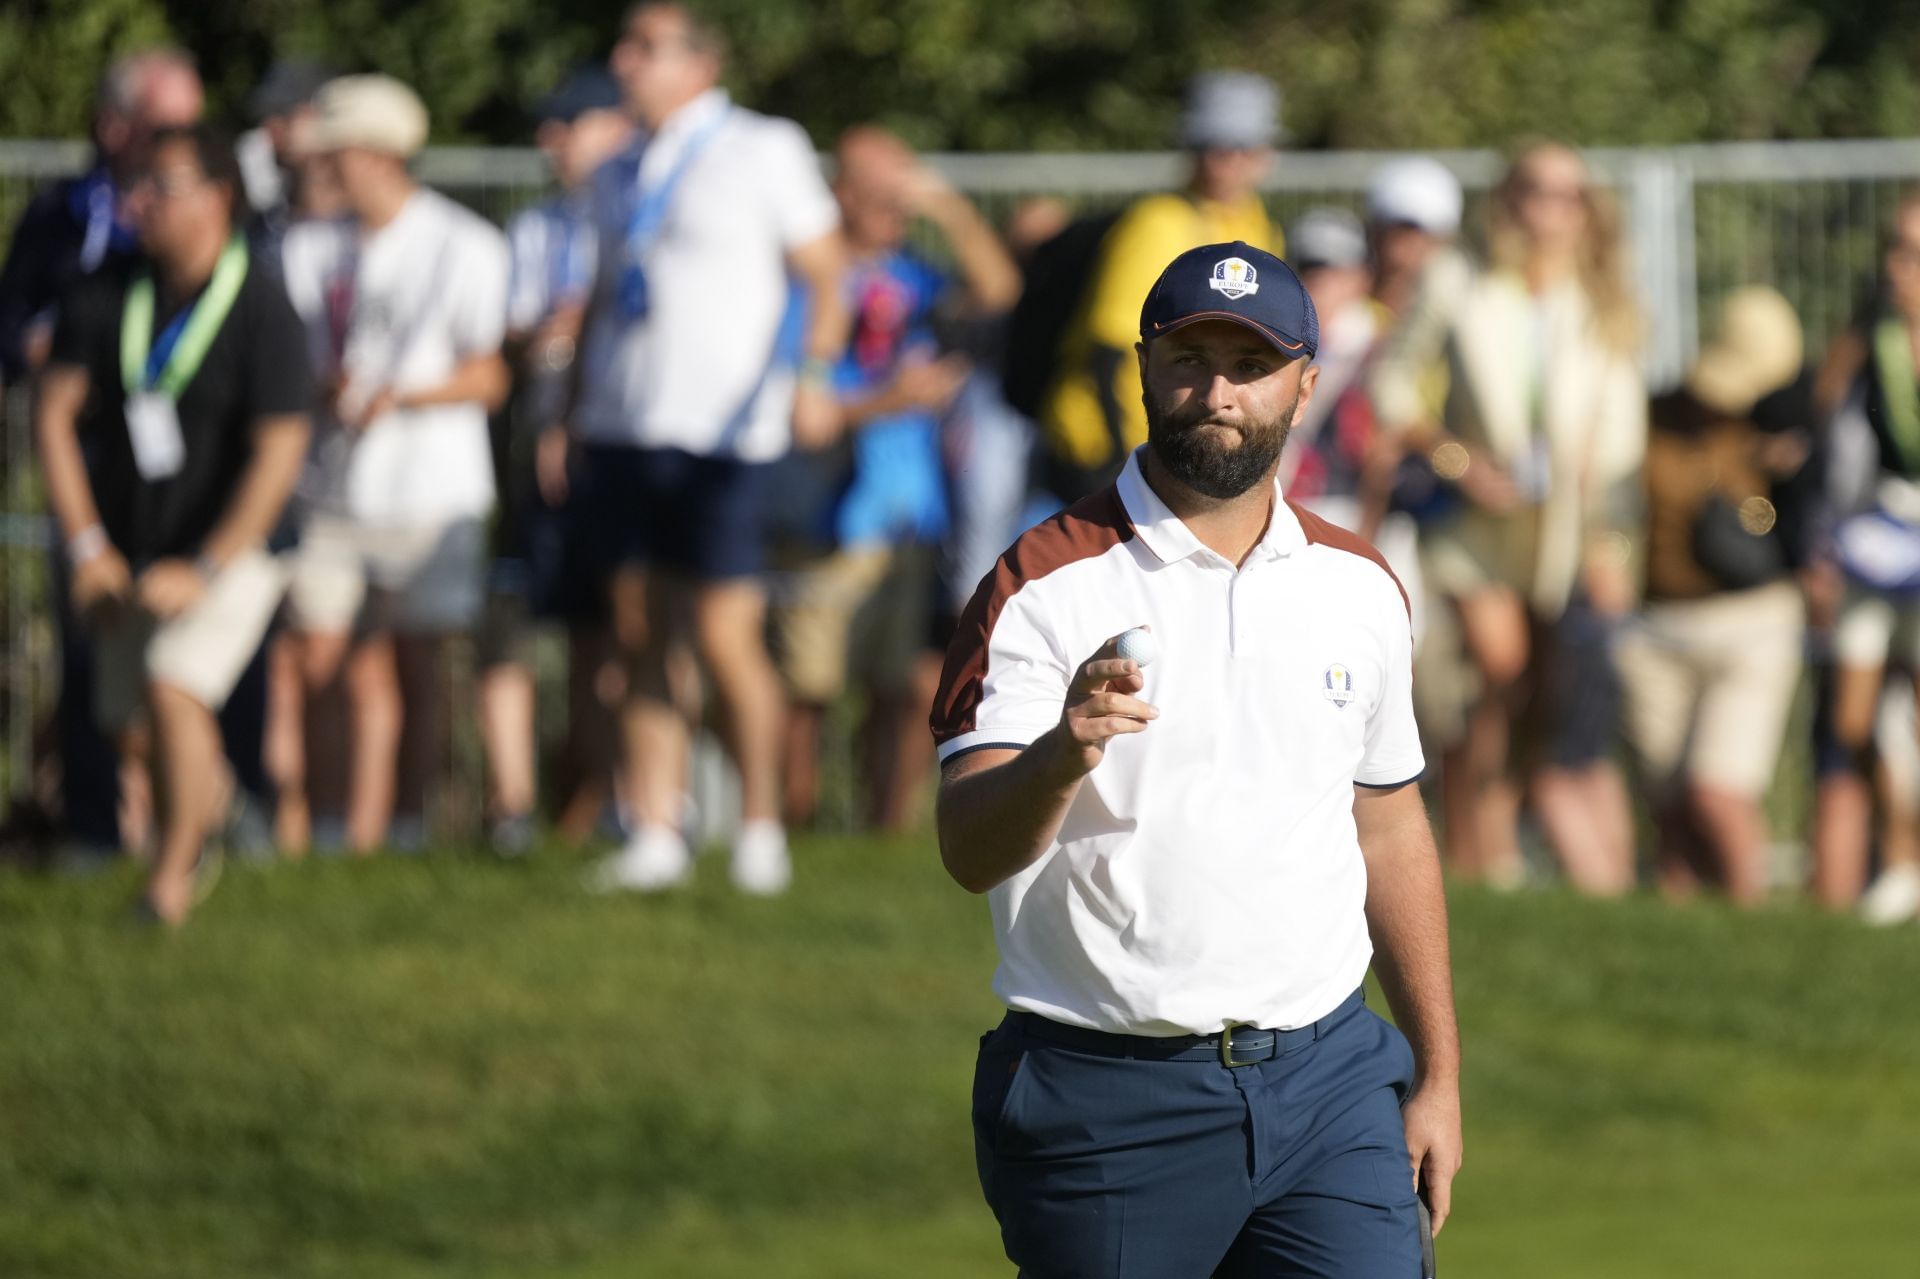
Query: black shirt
49 250 313 566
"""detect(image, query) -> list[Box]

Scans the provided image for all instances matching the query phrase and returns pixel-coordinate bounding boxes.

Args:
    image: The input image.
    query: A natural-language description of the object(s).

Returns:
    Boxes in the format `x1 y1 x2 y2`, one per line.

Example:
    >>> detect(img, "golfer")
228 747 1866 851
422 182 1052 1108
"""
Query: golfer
931 242 1461 1277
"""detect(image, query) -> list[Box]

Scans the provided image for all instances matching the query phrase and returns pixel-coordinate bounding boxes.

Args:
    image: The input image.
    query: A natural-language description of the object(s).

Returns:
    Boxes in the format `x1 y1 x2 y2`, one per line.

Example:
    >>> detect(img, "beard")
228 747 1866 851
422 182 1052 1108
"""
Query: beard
1144 391 1297 500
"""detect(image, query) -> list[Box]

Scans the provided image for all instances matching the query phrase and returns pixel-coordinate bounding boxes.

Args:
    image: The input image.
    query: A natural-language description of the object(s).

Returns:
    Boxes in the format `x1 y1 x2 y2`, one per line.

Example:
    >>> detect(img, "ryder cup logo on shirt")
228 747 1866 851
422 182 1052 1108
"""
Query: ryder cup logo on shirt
1209 256 1260 300
1323 663 1355 708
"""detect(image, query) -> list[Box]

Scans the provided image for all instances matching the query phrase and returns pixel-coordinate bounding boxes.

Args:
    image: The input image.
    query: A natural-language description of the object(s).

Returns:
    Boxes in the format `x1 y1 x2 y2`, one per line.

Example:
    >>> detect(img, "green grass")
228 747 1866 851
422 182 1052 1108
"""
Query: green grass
1 837 1916 1278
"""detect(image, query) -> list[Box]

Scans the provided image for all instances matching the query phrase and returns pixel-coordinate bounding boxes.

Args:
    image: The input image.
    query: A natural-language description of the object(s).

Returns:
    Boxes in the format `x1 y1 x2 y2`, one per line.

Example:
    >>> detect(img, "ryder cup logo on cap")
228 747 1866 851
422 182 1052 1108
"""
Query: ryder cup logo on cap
1140 240 1319 361
1210 256 1260 300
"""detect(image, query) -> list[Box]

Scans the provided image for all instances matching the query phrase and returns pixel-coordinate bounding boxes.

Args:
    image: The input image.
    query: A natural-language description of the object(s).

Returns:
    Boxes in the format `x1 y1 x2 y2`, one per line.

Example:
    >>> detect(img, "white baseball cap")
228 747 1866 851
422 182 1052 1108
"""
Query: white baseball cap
1288 208 1368 271
304 74 429 158
1366 156 1463 237
1181 72 1281 151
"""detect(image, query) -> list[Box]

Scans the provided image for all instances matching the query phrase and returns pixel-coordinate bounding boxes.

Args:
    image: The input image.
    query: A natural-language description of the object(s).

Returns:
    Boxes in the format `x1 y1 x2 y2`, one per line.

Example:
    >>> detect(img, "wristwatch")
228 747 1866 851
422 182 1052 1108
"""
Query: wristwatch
68 523 109 566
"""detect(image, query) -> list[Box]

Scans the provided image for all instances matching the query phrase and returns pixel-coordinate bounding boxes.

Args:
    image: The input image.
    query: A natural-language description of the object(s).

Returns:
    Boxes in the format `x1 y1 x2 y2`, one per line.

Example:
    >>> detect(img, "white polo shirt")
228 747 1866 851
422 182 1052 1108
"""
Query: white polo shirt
931 448 1424 1036
575 88 839 462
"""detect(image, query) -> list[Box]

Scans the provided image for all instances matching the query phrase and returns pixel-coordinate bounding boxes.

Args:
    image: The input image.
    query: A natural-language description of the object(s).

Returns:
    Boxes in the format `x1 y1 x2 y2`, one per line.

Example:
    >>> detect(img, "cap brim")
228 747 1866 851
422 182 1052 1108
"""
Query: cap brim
1147 311 1311 358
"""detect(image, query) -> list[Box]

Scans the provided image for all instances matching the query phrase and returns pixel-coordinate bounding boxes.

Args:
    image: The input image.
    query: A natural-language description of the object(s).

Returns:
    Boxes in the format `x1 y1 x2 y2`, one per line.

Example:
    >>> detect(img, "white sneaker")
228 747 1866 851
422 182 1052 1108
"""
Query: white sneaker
730 820 791 896
586 826 692 893
1859 863 1920 926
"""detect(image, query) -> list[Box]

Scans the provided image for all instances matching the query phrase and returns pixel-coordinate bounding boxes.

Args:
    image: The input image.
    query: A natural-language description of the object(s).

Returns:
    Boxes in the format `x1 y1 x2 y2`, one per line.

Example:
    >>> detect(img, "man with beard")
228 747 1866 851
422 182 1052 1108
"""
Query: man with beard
930 242 1461 1277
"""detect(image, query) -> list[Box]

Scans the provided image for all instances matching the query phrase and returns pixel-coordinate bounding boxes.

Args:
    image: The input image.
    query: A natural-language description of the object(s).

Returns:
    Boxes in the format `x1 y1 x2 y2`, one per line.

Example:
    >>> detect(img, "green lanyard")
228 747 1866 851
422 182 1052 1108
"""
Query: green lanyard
1872 318 1920 475
120 238 249 398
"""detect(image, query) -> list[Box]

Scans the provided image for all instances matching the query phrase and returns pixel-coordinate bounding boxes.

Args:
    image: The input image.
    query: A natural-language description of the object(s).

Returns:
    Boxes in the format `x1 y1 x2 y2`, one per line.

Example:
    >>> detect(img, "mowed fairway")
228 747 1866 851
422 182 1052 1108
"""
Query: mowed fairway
2 835 1915 1278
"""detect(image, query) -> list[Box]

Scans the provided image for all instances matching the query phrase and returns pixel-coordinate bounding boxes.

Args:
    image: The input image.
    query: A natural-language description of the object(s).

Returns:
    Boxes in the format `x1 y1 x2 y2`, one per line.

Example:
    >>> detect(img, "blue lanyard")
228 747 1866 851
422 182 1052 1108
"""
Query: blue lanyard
68 169 134 273
143 307 194 388
623 109 729 265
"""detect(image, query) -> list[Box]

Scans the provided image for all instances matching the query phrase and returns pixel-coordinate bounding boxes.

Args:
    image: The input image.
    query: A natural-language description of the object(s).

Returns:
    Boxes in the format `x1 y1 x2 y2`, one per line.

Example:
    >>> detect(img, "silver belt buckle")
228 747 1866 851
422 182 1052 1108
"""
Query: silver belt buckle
1220 1020 1256 1068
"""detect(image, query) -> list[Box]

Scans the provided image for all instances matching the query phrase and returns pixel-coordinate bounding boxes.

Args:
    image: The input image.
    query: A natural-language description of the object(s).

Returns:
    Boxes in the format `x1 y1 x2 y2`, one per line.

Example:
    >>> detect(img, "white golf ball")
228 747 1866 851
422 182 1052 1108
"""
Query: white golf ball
1116 627 1158 667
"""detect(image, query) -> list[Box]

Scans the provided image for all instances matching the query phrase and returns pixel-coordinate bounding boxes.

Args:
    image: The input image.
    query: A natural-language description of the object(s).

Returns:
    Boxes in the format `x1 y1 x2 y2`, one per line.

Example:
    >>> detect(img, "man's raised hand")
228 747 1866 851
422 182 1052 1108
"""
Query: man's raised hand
1053 629 1158 776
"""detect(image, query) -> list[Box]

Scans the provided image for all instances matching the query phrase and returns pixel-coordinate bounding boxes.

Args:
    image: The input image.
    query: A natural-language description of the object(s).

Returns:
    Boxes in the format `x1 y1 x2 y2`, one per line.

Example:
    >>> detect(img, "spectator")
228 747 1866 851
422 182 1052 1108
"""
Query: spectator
1359 157 1475 794
568 3 848 893
1371 141 1646 890
279 75 511 853
1 49 203 386
33 125 312 923
1616 287 1815 905
773 125 1019 832
1818 188 1920 924
1280 208 1377 516
932 196 1069 651
1281 207 1433 652
1 48 204 863
482 67 633 853
236 59 336 265
1366 155 1465 321
1032 71 1283 503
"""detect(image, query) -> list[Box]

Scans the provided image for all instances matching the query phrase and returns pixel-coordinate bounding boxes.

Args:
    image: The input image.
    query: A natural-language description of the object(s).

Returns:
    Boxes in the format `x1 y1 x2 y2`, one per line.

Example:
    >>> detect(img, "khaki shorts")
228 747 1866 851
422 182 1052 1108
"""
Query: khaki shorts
1616 581 1805 797
92 548 288 734
287 513 487 635
771 544 933 704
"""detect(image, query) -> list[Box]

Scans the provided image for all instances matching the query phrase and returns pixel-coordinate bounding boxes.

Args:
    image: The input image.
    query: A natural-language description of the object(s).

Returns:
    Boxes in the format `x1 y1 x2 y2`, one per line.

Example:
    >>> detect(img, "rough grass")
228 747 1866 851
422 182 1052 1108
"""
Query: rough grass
1 836 1914 1277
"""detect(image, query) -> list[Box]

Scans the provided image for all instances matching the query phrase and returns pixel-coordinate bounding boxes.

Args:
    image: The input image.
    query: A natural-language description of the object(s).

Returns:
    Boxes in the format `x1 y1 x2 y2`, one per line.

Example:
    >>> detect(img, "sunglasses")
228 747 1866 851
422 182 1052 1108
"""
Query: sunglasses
130 169 210 200
1515 181 1585 205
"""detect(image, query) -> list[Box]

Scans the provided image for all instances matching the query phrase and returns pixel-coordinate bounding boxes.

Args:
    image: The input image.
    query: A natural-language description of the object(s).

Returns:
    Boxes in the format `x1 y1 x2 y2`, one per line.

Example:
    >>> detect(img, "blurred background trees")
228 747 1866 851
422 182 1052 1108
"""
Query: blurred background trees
6 0 1920 148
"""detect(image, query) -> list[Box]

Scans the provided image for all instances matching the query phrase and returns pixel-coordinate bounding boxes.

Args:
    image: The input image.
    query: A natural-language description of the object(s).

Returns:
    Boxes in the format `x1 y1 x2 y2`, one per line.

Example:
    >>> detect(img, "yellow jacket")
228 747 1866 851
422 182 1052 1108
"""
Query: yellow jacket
1040 192 1277 486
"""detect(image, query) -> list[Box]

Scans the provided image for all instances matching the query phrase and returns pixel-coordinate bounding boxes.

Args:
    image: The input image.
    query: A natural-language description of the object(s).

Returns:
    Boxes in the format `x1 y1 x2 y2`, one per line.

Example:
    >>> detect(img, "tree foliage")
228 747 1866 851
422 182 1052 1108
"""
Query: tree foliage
5 0 1920 149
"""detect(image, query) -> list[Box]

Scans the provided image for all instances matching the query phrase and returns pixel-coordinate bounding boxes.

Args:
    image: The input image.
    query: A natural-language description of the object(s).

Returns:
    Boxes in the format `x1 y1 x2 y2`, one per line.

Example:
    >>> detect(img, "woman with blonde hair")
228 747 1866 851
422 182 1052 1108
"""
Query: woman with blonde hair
1371 140 1648 890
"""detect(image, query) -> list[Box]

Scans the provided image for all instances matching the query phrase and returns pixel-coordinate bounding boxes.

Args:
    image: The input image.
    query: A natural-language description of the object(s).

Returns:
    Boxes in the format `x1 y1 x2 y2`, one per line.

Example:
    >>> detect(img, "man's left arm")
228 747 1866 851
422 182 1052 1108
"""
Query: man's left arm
785 228 851 450
356 231 513 426
367 353 510 418
138 413 311 620
1354 781 1463 1236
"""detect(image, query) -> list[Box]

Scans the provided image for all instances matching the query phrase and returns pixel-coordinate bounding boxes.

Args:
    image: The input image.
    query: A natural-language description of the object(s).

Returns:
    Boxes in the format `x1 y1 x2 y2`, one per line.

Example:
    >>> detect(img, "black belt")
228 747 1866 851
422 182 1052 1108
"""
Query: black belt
1011 987 1367 1068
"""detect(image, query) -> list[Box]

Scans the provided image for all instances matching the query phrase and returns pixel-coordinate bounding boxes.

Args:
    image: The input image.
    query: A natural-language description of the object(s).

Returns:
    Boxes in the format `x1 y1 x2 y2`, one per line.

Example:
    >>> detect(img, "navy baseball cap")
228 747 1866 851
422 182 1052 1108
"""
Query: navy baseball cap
536 68 624 124
1139 240 1318 361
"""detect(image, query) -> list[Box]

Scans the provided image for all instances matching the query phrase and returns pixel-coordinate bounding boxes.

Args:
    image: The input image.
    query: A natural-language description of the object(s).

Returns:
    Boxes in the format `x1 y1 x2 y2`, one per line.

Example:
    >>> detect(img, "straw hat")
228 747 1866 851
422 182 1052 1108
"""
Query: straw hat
1687 286 1804 417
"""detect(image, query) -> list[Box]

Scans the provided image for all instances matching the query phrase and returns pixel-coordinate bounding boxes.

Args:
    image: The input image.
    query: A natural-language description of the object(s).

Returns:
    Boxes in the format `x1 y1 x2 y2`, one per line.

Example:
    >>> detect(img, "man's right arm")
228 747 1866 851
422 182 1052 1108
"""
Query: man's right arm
35 361 130 611
935 638 1156 894
35 363 101 544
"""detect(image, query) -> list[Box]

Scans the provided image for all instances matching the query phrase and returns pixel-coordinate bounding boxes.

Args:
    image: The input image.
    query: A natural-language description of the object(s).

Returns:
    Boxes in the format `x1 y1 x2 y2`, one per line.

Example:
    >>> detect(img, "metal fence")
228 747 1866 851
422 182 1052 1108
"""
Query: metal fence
6 135 1920 817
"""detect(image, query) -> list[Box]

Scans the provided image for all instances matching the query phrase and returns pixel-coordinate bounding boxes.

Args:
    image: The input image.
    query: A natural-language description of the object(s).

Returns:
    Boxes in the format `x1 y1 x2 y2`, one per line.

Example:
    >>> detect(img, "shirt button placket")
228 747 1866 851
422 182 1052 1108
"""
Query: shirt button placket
1226 561 1243 657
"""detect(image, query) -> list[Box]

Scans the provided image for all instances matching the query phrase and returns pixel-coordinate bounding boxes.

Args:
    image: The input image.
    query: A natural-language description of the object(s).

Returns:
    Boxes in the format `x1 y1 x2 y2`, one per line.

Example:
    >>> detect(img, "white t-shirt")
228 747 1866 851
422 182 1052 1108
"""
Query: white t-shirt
931 450 1426 1036
575 89 839 461
281 188 510 524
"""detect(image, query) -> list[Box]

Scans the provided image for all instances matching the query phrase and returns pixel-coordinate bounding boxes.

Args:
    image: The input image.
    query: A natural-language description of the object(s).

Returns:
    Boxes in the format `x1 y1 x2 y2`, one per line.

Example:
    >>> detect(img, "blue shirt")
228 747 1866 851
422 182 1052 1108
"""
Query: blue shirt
833 249 951 547
505 194 596 333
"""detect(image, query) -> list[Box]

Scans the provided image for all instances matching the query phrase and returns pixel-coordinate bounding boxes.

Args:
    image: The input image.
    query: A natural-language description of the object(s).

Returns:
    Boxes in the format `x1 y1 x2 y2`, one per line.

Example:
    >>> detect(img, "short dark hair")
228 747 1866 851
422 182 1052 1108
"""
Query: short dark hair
147 123 254 230
626 2 728 62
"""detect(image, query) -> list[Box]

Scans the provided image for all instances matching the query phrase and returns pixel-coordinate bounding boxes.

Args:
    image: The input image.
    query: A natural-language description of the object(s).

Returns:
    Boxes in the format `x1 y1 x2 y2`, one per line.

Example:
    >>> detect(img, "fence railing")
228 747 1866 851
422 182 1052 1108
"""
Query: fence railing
7 136 1920 816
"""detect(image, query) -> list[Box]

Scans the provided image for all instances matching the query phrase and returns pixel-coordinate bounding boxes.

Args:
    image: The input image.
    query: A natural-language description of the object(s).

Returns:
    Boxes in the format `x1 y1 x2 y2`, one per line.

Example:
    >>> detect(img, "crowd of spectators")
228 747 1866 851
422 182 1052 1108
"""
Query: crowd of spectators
5 4 1920 928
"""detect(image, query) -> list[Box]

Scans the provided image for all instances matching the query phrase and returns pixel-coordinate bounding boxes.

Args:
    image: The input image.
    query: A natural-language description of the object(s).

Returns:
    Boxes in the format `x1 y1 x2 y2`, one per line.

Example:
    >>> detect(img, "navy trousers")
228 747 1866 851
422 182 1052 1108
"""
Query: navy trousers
972 989 1424 1278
